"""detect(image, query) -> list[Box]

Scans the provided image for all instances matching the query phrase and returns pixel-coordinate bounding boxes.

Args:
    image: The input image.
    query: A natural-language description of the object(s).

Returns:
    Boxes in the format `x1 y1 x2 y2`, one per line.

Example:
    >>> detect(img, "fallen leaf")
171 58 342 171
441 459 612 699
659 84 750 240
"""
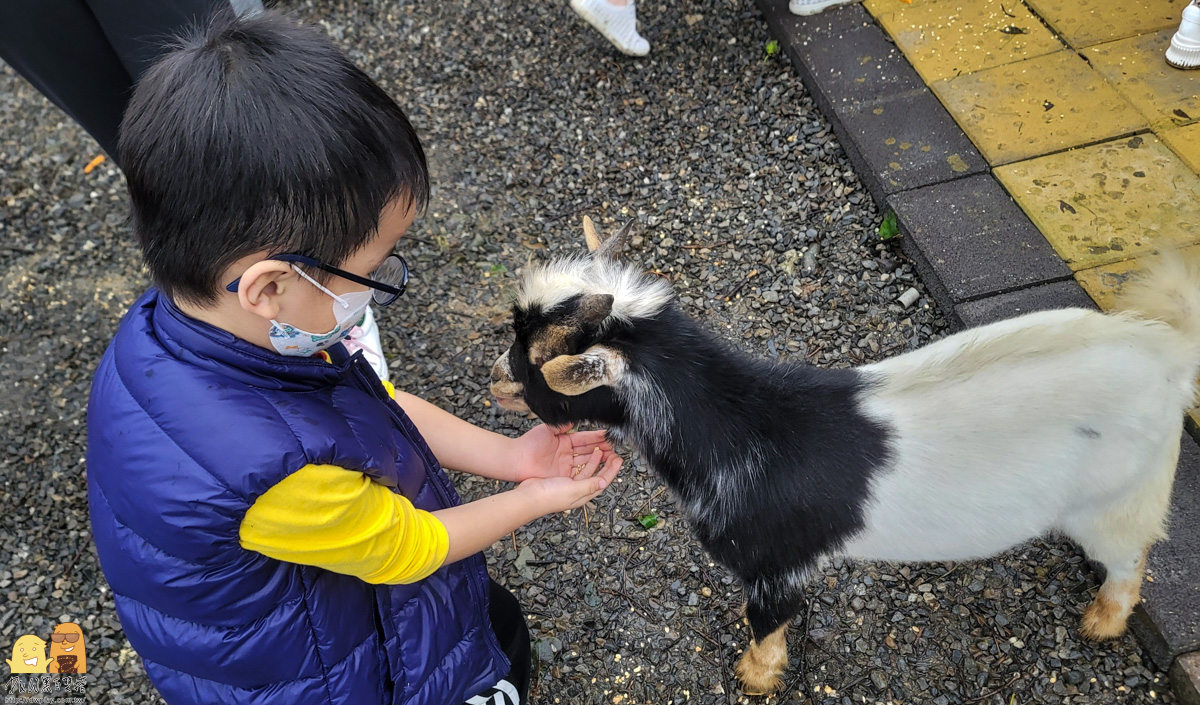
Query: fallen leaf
637 512 658 529
514 546 536 578
878 211 899 241
1058 200 1077 214
999 25 1028 34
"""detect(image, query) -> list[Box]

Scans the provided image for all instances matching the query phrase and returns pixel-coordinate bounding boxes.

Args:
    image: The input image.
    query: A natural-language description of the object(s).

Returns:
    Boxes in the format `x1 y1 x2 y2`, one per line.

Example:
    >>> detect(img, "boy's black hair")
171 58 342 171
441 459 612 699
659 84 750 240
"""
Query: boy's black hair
119 9 429 306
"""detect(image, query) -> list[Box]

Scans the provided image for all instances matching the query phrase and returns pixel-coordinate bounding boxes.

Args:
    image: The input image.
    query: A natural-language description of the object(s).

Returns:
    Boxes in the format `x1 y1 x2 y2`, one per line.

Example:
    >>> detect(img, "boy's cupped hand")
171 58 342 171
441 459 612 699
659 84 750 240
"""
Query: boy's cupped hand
512 424 622 483
517 442 622 513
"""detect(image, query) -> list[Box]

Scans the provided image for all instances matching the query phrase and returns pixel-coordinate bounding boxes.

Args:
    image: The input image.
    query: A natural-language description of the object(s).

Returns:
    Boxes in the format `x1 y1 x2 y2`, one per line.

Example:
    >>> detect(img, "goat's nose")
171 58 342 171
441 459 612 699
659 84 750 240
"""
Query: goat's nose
491 350 512 383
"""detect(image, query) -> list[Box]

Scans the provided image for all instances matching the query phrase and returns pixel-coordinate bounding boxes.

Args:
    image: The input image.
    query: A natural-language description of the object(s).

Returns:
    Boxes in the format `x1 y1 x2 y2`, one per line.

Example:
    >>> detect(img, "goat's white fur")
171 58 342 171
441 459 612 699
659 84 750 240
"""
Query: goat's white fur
517 255 674 322
845 305 1193 568
843 256 1200 581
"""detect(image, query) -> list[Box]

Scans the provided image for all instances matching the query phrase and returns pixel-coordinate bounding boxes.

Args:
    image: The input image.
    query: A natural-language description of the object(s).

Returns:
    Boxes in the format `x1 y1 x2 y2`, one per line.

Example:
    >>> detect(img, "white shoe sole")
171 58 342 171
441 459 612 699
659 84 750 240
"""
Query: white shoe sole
789 0 859 16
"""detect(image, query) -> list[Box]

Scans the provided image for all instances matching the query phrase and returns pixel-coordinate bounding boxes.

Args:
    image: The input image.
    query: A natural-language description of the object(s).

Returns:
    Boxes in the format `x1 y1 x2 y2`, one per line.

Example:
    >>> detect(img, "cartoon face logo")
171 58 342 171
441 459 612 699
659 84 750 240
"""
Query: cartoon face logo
47 623 86 675
6 635 48 673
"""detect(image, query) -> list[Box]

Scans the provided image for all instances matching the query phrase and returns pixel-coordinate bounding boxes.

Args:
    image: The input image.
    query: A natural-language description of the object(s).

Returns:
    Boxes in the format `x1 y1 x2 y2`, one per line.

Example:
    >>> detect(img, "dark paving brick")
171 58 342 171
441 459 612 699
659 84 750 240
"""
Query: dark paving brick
1171 652 1200 705
754 0 985 207
836 89 988 207
1132 433 1200 669
757 0 923 110
952 280 1095 329
889 174 1072 303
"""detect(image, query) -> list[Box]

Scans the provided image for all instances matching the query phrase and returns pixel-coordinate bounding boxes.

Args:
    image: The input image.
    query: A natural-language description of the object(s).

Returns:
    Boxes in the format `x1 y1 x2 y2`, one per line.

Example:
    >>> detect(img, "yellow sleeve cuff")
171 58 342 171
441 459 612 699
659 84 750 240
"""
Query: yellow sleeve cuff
240 464 448 585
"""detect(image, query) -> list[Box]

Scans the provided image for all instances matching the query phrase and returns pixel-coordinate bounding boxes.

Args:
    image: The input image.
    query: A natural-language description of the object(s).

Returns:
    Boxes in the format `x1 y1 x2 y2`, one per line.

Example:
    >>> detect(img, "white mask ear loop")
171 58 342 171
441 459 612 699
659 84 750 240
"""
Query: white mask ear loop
289 263 351 308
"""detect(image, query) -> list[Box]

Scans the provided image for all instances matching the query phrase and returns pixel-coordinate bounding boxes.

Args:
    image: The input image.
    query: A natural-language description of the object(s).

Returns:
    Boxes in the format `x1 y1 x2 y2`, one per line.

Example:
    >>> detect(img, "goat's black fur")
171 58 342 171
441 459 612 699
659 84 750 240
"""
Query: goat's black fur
505 296 892 643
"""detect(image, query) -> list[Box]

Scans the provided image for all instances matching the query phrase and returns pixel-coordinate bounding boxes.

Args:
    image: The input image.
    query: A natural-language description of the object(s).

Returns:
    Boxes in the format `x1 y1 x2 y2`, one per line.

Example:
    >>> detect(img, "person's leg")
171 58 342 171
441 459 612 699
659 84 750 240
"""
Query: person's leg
485 580 531 704
788 0 858 16
570 0 650 57
0 0 133 161
83 0 245 81
464 581 530 704
1167 0 1200 69
0 0 261 165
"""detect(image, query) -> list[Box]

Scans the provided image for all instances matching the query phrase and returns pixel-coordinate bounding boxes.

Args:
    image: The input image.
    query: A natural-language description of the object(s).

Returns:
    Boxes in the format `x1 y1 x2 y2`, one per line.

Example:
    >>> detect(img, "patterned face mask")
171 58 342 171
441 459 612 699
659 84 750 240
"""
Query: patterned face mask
268 265 372 357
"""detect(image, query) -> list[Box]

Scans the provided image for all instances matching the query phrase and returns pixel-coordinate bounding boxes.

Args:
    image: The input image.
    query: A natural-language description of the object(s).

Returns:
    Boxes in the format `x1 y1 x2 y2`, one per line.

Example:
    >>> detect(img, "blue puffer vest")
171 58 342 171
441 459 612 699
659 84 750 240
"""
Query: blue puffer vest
86 290 509 704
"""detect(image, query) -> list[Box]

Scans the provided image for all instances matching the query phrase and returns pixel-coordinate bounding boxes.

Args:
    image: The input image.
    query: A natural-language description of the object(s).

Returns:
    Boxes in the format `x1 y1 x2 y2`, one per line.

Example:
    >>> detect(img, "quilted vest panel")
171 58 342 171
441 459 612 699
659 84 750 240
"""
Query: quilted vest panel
86 291 509 704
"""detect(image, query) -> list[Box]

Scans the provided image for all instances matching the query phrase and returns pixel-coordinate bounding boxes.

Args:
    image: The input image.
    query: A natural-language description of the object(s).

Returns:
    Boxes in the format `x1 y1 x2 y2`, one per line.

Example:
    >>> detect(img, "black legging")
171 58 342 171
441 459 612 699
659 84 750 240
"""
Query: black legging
485 580 533 704
0 0 235 165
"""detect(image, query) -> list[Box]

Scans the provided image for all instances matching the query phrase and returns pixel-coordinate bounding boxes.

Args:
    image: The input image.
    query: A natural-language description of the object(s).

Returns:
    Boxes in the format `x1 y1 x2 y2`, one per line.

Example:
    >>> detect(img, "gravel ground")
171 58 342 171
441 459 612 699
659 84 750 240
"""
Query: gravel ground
0 0 1176 703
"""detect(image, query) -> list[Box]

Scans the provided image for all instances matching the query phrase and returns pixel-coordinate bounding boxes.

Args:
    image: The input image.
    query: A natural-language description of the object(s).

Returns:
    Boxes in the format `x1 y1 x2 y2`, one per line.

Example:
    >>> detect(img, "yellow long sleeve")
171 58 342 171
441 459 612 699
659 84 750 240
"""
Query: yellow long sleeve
239 463 449 585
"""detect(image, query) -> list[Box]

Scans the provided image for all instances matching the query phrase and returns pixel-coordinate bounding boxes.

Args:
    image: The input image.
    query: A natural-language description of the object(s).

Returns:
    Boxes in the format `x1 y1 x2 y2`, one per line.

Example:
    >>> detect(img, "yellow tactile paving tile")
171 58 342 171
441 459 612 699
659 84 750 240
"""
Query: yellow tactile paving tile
1075 244 1200 309
1084 30 1200 133
1023 0 1181 49
994 135 1200 270
863 0 937 15
932 51 1147 165
870 0 1063 82
1161 123 1200 173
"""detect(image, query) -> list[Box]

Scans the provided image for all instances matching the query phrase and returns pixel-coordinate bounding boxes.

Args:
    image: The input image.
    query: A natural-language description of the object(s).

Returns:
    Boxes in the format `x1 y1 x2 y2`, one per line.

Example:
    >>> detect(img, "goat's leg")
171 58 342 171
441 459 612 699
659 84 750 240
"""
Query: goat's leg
1063 443 1176 640
735 579 804 695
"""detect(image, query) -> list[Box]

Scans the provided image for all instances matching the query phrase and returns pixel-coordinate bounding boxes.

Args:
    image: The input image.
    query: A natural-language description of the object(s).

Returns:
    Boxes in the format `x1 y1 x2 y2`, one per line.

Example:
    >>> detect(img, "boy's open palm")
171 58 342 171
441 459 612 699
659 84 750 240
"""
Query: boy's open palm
513 424 621 482
518 446 622 512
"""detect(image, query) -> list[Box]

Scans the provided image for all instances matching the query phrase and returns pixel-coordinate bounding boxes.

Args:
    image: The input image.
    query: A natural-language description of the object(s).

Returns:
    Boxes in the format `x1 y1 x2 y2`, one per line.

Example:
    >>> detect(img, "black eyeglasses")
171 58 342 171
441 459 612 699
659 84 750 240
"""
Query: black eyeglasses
226 253 409 306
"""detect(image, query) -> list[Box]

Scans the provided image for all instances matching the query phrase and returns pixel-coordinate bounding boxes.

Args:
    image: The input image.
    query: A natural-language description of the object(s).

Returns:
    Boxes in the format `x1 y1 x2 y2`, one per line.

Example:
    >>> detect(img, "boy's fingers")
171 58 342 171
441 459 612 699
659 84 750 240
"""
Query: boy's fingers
570 430 609 448
570 448 593 478
598 455 623 486
576 447 604 479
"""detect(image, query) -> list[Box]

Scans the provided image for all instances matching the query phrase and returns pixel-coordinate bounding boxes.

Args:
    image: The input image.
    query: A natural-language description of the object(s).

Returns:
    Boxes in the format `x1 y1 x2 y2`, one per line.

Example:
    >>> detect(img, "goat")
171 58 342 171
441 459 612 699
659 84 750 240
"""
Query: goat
490 217 1199 694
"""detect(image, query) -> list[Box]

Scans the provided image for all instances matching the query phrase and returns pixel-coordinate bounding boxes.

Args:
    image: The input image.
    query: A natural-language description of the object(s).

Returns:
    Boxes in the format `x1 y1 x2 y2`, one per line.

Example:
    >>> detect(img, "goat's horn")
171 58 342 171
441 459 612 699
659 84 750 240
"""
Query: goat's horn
594 218 636 261
583 215 602 252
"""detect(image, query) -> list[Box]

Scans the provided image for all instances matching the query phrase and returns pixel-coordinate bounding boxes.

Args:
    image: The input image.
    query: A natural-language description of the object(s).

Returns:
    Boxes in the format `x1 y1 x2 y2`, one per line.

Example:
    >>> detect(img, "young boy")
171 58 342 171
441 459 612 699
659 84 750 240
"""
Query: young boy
85 10 621 705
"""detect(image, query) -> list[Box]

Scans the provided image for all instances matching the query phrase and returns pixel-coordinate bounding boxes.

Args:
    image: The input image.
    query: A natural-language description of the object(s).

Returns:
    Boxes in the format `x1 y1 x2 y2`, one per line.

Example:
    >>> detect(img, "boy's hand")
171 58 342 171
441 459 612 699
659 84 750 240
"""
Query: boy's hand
512 424 621 483
517 446 622 513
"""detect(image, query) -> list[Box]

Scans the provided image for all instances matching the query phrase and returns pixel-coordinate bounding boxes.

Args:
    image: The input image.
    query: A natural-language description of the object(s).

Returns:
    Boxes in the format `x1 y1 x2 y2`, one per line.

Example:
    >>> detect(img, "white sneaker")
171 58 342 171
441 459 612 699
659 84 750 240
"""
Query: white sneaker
343 306 390 383
570 0 650 57
1167 1 1200 69
789 0 859 16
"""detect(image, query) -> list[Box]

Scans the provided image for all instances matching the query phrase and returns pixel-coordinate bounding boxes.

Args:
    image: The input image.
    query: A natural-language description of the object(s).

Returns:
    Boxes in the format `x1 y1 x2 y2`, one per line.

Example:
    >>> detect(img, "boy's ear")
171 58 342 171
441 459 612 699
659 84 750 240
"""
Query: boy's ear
235 259 296 320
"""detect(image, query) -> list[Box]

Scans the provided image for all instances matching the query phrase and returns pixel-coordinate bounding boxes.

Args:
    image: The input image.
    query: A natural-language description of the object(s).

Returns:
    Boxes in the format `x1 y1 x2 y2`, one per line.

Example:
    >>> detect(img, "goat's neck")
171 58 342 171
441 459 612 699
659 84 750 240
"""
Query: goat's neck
614 308 773 487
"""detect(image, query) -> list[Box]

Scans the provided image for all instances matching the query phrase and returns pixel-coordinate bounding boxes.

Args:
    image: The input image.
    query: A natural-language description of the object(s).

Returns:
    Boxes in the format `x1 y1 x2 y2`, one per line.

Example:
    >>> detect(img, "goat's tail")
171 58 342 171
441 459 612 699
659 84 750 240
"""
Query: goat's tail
1116 252 1200 349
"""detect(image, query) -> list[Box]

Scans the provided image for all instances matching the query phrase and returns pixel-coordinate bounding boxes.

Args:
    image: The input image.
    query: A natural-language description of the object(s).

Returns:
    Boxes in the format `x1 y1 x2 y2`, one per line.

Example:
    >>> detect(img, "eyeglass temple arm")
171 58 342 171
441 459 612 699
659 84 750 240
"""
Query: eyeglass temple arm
225 255 403 295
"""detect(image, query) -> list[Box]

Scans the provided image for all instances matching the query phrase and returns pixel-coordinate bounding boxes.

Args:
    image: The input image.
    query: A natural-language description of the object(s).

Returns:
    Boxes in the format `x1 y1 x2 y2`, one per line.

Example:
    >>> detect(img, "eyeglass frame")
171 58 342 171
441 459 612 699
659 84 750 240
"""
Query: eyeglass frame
225 253 409 306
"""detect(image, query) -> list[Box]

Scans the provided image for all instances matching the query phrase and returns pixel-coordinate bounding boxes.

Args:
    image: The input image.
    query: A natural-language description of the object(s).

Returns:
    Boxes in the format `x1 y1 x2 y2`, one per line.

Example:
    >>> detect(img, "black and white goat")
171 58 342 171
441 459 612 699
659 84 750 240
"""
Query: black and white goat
490 218 1198 694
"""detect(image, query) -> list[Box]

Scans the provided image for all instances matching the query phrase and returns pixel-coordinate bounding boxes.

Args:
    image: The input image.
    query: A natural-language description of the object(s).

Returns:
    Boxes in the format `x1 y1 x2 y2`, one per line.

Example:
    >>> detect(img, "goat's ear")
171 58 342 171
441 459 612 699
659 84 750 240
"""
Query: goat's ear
541 345 625 396
579 293 614 324
583 215 602 252
593 219 635 261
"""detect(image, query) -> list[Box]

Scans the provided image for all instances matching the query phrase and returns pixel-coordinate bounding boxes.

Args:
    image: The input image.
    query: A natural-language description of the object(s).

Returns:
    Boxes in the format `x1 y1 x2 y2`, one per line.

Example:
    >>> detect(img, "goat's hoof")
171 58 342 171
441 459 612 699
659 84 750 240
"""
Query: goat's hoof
735 653 783 696
1080 598 1129 641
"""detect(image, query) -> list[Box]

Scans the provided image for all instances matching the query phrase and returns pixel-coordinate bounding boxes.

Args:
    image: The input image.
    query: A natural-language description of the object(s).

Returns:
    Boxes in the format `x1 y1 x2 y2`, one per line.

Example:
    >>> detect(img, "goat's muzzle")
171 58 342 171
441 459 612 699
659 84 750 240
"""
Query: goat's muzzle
491 350 531 413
